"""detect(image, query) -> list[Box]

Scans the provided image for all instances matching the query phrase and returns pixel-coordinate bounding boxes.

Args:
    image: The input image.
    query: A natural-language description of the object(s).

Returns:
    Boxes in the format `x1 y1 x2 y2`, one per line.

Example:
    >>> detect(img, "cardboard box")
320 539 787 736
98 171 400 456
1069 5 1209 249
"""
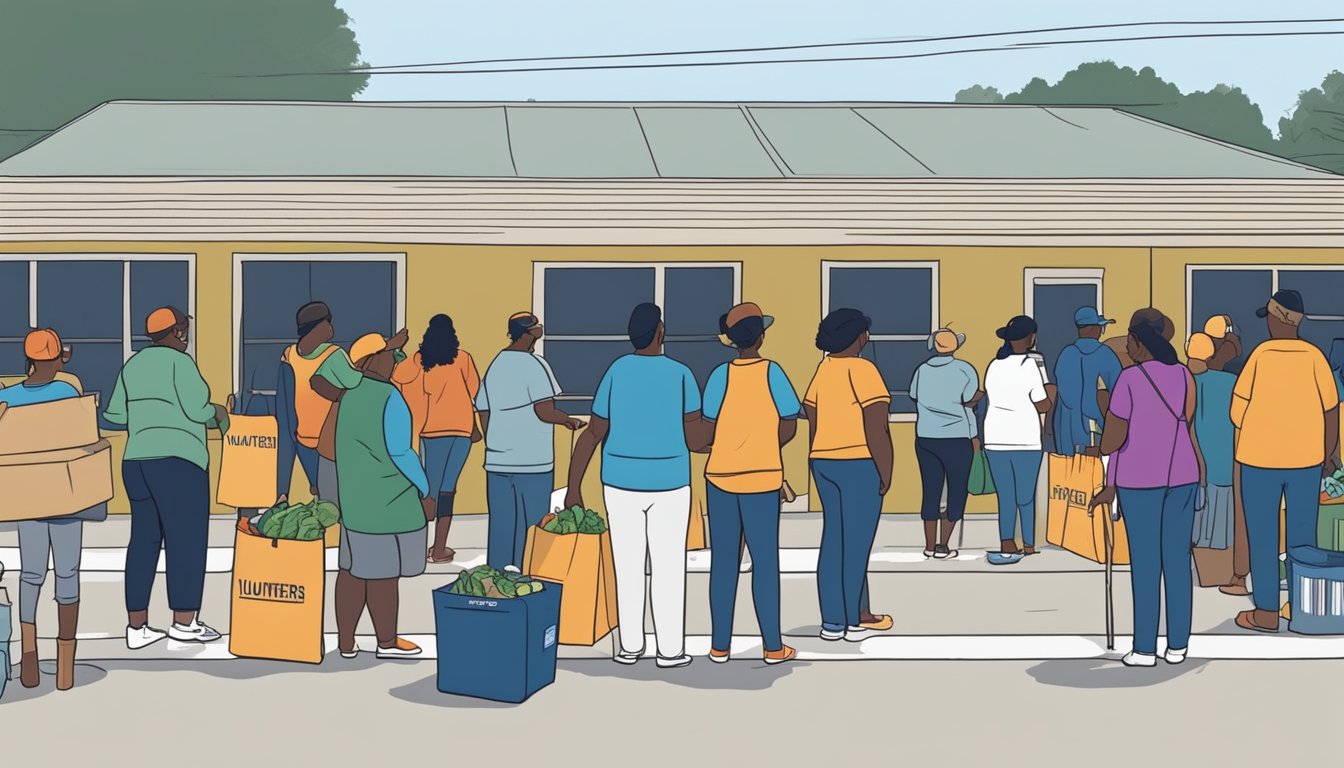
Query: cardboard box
0 440 113 522
0 395 101 456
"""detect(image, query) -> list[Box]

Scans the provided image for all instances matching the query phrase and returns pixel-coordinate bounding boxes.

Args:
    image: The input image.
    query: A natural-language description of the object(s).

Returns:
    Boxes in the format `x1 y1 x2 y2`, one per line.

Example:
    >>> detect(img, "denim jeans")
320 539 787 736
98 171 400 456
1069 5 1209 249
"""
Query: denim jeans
422 436 473 516
1240 464 1320 612
17 519 83 624
706 484 783 652
1117 484 1197 655
485 471 553 570
811 459 882 632
122 458 210 613
985 450 1043 546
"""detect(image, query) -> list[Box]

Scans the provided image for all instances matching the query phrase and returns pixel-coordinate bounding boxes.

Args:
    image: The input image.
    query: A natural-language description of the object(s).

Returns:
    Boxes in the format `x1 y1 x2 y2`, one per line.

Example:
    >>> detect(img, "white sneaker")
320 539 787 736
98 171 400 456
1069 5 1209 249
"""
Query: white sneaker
819 628 846 642
126 625 167 650
169 620 221 643
1122 651 1157 667
656 654 693 669
340 645 360 659
614 650 642 665
844 626 871 643
1164 647 1187 665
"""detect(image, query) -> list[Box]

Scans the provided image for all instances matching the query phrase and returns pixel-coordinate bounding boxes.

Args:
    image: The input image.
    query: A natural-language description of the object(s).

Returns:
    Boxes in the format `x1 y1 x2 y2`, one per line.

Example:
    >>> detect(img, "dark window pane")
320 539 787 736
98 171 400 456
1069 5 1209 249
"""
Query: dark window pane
1190 269 1271 377
0 261 29 338
665 339 736 391
130 261 189 342
242 262 310 339
828 266 932 336
1301 320 1344 360
863 339 930 413
1278 271 1344 355
0 342 24 375
541 340 631 399
557 399 592 416
312 262 396 340
66 342 125 429
543 268 654 336
1032 282 1099 377
665 267 735 336
37 261 122 340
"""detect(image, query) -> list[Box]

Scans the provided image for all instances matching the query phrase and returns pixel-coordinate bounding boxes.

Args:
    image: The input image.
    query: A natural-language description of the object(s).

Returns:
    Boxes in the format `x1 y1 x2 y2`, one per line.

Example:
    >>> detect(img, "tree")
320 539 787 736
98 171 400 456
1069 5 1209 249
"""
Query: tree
1277 71 1344 175
0 0 368 160
954 85 1004 104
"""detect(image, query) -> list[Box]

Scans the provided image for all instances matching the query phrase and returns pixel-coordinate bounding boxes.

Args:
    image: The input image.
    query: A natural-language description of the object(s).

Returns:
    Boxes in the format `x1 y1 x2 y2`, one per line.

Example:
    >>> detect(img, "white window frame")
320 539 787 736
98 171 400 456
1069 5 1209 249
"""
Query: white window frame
821 260 940 423
1023 268 1104 317
0 253 197 365
1186 264 1344 336
532 261 743 405
231 253 407 400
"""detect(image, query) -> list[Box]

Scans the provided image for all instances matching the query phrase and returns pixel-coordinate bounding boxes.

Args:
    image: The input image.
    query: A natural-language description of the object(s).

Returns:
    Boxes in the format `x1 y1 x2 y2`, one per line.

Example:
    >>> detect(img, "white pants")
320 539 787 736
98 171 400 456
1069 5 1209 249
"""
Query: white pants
604 485 691 658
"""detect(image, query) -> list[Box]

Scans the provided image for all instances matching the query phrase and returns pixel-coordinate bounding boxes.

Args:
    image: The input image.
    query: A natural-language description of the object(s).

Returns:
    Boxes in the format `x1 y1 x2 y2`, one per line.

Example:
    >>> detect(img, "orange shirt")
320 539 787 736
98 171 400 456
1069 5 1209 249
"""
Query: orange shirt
803 356 891 460
393 350 481 443
283 343 341 449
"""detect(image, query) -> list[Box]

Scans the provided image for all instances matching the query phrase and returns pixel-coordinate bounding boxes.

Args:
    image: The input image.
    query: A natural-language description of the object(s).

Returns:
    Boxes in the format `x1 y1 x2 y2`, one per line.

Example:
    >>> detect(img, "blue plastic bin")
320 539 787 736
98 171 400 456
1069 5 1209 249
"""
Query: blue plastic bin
1287 546 1344 635
433 579 562 703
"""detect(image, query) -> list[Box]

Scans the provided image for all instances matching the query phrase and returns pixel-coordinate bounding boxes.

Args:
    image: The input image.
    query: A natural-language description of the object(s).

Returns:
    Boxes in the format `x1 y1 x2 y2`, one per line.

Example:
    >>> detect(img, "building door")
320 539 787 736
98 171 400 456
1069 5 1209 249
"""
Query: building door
1024 268 1103 454
234 255 403 415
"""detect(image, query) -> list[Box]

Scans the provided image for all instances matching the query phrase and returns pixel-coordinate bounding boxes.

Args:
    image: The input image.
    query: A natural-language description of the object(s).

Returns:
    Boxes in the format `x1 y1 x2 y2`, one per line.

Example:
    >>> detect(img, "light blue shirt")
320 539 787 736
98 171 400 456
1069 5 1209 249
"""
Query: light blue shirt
702 360 801 421
384 390 429 498
0 380 80 407
1052 338 1122 456
475 350 563 474
593 354 701 492
1193 370 1236 488
909 356 979 439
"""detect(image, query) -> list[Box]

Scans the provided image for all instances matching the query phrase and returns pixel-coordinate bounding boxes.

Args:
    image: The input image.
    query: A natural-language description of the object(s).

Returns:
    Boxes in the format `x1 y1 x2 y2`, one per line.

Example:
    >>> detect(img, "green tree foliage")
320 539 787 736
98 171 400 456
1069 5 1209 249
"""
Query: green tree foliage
954 85 1004 104
1278 71 1344 175
0 0 368 160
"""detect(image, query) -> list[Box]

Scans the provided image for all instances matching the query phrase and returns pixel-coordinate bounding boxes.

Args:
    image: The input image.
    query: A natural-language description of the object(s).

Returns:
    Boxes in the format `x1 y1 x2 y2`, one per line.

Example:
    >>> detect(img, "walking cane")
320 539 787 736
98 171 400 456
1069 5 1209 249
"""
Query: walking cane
1098 501 1116 651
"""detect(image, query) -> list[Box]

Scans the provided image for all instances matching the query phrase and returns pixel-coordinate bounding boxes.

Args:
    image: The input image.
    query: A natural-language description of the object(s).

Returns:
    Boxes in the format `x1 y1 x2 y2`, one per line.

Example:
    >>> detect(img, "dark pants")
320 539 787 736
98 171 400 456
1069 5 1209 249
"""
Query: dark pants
123 458 210 614
812 459 882 633
1118 484 1197 655
486 471 552 570
915 437 972 523
706 484 783 652
1240 464 1319 612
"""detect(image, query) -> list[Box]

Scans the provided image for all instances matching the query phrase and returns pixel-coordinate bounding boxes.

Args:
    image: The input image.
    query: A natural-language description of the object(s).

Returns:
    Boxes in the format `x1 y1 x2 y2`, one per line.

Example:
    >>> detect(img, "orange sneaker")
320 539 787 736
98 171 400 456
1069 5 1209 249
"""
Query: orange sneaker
709 648 731 664
376 637 422 658
859 614 894 632
764 645 797 665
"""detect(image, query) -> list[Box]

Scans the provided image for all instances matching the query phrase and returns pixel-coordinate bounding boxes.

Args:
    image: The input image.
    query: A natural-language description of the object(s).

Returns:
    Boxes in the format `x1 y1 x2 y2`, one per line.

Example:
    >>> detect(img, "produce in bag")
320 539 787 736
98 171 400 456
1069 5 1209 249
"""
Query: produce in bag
541 505 607 535
449 565 545 598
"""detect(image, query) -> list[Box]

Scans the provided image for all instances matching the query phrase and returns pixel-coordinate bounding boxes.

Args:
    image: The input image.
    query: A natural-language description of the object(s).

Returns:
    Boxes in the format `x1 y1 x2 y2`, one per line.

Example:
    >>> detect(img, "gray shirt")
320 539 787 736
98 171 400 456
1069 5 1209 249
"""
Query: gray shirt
475 350 562 473
909 356 979 440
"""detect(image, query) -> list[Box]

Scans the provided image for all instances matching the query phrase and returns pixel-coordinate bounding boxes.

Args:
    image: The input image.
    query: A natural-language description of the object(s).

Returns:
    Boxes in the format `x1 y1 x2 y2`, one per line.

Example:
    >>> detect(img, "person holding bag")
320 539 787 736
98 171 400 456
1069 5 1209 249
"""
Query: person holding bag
1090 310 1204 668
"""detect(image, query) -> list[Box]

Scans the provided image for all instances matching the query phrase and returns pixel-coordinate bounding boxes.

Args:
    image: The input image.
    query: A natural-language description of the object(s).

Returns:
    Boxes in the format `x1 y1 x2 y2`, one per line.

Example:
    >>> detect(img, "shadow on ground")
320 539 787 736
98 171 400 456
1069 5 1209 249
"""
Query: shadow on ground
1026 657 1210 689
562 657 802 691
0 662 110 704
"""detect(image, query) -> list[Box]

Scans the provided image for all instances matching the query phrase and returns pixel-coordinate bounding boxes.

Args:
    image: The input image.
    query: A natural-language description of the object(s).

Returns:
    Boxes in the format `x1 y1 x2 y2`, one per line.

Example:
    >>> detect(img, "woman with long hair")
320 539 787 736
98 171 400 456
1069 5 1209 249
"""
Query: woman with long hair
393 314 482 564
1091 310 1203 667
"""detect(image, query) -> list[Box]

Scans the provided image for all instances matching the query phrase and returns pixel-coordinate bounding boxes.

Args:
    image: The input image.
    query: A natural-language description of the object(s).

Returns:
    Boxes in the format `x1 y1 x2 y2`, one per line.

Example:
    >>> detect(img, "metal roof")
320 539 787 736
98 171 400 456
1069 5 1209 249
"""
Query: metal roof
0 100 1331 179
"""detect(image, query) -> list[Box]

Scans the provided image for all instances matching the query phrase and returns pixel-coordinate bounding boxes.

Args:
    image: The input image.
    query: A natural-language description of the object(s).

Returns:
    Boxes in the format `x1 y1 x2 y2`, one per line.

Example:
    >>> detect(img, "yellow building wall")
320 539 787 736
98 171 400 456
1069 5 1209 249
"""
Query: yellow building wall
1 242 1200 516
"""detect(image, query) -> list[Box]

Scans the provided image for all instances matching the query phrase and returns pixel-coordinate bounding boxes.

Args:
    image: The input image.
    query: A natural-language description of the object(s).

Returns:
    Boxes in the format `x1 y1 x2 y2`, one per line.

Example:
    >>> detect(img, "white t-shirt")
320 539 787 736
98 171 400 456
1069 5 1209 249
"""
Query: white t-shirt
984 354 1048 451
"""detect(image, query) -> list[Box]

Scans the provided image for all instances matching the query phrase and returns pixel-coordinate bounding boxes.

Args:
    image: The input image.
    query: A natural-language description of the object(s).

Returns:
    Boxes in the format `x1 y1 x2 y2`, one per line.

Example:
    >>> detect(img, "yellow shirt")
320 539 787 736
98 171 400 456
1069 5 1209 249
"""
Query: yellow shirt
705 359 799 494
803 356 891 460
1231 338 1339 469
283 343 341 449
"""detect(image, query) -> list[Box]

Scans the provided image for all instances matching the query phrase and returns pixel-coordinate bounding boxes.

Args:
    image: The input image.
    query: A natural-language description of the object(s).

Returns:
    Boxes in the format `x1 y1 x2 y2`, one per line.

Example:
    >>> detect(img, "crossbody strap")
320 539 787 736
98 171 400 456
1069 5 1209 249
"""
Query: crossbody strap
1135 362 1186 424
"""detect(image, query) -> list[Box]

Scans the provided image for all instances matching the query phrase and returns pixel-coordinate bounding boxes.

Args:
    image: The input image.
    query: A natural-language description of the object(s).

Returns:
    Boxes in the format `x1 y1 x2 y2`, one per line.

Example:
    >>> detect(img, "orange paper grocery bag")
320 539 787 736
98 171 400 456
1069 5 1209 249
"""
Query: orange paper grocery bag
229 530 326 664
217 414 279 509
523 526 617 646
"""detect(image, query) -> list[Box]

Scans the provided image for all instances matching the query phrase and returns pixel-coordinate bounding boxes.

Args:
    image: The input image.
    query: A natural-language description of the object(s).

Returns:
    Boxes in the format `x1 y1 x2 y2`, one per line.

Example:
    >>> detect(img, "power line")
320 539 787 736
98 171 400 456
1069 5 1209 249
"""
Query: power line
233 27 1344 79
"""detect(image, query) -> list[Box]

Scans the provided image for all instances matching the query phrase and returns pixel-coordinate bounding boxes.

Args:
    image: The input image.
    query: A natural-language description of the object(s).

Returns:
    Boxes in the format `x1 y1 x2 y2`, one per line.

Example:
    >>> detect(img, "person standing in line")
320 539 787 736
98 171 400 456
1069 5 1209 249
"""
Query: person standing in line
1053 307 1123 457
334 334 433 659
1230 290 1339 632
700 303 801 665
804 309 894 642
275 302 342 506
983 316 1057 566
393 314 482 564
1186 319 1246 594
477 312 584 570
1091 311 1202 667
909 327 981 559
565 304 707 669
105 307 228 648
6 330 106 690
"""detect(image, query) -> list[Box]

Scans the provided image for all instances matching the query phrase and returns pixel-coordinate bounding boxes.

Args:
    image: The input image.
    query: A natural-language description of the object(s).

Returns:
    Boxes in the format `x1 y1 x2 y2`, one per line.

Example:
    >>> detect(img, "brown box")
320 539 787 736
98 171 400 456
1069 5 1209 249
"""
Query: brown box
0 395 101 456
0 440 113 522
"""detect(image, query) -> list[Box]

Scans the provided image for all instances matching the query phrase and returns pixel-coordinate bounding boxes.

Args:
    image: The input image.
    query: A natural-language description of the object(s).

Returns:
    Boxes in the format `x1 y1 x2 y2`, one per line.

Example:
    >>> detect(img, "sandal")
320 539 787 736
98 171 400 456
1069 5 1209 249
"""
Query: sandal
427 547 456 564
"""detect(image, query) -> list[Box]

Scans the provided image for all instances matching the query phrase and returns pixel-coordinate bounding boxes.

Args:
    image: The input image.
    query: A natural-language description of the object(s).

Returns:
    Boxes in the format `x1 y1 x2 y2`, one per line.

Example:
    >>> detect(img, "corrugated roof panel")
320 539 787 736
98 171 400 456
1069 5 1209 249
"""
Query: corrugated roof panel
634 107 782 178
0 102 517 176
748 107 933 176
506 107 657 177
856 106 1076 176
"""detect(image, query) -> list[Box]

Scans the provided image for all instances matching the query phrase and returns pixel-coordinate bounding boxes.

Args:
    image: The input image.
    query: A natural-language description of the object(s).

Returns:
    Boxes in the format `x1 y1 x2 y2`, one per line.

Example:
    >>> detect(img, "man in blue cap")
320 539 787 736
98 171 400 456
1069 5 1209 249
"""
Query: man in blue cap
1052 307 1123 457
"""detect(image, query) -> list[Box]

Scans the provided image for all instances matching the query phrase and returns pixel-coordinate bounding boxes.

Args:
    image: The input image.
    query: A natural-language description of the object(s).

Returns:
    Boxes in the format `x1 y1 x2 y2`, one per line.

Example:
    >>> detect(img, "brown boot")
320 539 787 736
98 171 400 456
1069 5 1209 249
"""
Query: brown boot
1235 608 1280 633
57 602 79 691
1219 576 1250 596
19 622 40 689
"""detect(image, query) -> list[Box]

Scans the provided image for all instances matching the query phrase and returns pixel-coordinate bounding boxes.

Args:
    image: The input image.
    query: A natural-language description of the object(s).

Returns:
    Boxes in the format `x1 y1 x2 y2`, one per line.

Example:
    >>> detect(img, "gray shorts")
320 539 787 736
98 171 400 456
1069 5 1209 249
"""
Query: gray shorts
339 527 427 580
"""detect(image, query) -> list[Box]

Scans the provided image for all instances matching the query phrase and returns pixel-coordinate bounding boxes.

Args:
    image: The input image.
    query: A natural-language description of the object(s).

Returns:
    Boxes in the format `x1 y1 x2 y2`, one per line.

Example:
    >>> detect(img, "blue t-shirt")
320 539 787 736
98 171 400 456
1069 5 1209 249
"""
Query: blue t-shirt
593 354 701 492
702 360 801 421
1194 370 1236 487
0 380 80 407
909 356 979 439
1052 338 1123 456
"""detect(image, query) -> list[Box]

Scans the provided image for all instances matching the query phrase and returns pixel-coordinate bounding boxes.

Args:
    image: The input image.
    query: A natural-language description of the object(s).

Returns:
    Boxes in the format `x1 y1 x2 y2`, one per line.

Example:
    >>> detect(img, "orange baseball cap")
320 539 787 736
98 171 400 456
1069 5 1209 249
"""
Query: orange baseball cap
350 333 387 366
146 306 191 336
24 328 63 361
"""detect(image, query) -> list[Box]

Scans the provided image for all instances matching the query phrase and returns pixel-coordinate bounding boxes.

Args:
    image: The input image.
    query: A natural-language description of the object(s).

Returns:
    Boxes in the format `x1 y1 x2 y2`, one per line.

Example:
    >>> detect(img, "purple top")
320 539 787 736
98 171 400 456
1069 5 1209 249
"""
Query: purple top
1107 361 1200 490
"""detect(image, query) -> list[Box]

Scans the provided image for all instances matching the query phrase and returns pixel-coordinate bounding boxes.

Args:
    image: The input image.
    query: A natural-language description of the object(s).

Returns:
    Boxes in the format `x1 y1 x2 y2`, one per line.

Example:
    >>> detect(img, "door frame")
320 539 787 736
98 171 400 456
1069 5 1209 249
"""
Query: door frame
231 252 407 400
1023 267 1104 317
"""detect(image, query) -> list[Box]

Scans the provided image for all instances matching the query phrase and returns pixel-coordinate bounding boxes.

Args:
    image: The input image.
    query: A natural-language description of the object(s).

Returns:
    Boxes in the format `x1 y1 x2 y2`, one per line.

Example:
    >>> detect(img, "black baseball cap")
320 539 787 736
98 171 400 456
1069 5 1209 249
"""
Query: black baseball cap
1256 289 1306 318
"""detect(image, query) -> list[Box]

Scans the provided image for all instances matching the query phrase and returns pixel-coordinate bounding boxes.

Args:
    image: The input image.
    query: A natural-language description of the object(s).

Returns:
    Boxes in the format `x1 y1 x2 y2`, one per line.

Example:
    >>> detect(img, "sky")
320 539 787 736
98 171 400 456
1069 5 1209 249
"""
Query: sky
338 0 1343 136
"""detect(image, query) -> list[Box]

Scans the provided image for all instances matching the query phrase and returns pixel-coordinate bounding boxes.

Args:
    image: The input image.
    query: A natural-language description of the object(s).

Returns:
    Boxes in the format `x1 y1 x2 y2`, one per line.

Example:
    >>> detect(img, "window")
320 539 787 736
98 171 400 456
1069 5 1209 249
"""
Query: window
233 254 405 416
534 262 741 414
0 255 193 429
1187 266 1344 375
822 261 939 418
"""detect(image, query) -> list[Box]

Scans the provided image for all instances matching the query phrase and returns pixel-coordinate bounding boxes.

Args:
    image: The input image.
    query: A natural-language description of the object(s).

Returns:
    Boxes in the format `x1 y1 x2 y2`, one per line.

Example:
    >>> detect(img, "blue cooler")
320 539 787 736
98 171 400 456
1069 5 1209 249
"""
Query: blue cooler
433 579 562 703
1287 546 1344 635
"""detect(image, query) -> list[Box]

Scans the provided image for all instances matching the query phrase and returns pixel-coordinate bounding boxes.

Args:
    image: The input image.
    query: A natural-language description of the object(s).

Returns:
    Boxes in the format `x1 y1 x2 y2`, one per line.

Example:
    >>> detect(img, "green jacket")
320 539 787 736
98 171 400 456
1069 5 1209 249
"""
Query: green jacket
104 346 225 472
335 377 427 535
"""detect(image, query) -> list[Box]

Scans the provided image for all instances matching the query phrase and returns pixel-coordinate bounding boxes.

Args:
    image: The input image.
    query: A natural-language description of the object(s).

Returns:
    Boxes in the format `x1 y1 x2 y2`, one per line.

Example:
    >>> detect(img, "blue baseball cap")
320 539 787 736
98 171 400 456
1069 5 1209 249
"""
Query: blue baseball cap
1074 307 1114 328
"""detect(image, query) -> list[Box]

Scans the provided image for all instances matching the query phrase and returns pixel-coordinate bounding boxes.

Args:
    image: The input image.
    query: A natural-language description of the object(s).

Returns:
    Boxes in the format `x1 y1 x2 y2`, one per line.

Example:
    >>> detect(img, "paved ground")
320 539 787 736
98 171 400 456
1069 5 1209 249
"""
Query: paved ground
1 656 1336 765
